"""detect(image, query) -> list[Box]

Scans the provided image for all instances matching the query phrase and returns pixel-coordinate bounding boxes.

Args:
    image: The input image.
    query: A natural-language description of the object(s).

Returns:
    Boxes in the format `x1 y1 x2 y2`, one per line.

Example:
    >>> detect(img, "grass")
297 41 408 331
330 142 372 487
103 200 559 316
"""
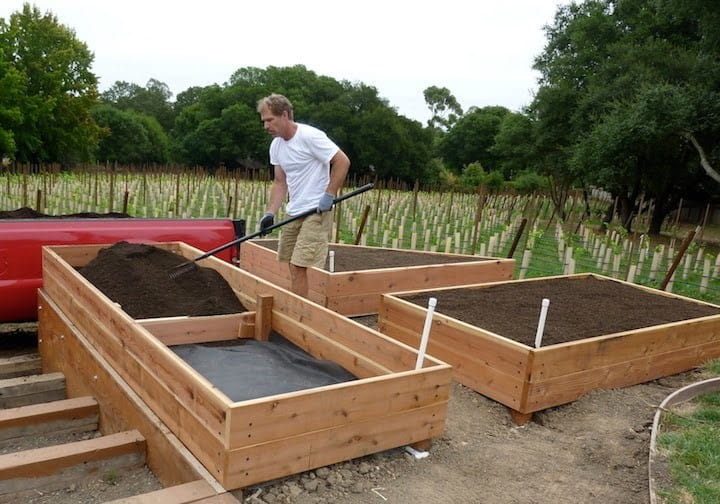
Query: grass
656 359 720 503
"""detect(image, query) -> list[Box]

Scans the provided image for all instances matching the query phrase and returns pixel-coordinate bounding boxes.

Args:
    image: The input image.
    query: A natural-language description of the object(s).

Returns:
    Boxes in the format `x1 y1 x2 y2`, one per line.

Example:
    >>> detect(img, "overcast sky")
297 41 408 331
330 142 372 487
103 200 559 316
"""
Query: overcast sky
3 0 566 124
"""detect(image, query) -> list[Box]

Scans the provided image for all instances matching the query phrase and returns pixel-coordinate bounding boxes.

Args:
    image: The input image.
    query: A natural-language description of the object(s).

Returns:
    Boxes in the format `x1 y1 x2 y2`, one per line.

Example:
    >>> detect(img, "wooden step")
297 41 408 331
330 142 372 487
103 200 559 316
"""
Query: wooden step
0 396 98 444
0 354 41 380
0 429 146 498
193 494 242 503
0 372 65 409
105 479 223 503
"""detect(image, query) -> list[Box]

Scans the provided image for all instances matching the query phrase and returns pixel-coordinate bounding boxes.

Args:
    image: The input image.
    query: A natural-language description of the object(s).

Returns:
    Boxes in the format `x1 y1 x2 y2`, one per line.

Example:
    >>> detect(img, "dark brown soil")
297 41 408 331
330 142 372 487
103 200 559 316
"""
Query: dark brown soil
256 239 487 271
400 276 720 346
80 242 245 319
0 207 131 219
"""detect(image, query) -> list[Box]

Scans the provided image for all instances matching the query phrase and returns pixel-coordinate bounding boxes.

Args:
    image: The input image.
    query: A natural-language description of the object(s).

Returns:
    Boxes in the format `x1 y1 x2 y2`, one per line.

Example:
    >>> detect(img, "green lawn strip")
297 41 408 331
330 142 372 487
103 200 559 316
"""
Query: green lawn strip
656 360 720 503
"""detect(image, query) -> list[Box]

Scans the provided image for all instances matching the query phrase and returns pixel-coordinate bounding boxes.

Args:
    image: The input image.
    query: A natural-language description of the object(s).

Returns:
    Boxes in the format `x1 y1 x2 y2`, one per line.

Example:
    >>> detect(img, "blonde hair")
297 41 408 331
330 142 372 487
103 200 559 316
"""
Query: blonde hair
257 94 294 121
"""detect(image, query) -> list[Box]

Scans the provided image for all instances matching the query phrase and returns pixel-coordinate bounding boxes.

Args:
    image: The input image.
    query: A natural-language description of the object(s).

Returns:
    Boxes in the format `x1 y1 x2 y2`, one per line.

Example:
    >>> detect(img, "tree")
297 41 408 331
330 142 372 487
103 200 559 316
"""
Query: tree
423 86 463 130
102 79 175 131
0 47 23 160
492 112 535 178
531 0 720 232
91 105 169 164
0 3 100 163
438 106 509 171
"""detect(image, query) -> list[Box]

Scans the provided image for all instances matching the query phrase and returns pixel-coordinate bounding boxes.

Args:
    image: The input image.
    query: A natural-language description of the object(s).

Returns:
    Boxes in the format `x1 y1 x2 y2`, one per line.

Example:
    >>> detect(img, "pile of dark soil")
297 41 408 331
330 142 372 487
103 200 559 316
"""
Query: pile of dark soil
80 242 245 319
0 207 131 219
401 275 720 346
257 239 486 271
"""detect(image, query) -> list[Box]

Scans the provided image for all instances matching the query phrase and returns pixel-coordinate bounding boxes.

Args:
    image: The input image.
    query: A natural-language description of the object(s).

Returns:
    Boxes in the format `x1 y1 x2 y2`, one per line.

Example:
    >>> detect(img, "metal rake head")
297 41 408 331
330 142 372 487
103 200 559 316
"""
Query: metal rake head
168 261 197 279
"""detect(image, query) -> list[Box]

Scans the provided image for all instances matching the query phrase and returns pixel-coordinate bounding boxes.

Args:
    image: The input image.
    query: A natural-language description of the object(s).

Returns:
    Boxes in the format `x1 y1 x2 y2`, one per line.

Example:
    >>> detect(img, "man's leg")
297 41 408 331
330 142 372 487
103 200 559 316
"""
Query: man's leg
289 263 309 297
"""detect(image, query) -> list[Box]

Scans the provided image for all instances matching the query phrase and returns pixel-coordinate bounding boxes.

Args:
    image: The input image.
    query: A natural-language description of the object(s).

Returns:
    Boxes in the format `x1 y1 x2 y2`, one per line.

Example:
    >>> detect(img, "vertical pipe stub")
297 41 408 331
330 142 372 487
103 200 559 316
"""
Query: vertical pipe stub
535 298 551 349
416 297 438 370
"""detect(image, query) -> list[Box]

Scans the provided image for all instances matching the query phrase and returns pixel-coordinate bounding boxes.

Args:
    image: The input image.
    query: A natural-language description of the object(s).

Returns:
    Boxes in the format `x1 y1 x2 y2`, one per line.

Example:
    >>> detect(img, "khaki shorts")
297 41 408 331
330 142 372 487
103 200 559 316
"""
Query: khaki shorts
277 211 333 268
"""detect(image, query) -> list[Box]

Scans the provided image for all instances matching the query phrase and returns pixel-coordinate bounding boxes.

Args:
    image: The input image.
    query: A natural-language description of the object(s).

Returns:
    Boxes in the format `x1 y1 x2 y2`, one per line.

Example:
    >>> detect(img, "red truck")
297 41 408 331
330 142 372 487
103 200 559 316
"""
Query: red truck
0 218 245 322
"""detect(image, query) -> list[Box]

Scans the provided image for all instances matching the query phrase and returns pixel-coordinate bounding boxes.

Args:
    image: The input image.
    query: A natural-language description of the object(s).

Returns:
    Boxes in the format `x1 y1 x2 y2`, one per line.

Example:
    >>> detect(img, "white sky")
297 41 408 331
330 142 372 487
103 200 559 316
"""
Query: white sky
2 0 565 124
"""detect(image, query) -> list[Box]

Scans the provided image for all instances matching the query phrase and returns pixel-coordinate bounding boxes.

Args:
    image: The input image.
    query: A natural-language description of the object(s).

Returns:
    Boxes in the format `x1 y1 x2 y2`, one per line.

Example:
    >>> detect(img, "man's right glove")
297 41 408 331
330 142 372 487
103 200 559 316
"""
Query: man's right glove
259 212 274 235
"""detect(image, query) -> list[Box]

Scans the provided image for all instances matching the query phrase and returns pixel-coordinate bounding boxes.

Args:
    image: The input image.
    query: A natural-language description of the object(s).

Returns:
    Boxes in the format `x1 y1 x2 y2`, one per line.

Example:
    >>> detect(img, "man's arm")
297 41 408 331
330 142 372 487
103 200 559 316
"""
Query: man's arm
325 149 350 195
266 165 288 214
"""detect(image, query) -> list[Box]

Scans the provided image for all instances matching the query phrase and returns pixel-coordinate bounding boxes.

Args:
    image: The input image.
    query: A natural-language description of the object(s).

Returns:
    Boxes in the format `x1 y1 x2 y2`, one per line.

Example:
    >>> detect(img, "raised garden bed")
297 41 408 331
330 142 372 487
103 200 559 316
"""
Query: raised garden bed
39 241 452 490
240 239 515 316
378 274 720 424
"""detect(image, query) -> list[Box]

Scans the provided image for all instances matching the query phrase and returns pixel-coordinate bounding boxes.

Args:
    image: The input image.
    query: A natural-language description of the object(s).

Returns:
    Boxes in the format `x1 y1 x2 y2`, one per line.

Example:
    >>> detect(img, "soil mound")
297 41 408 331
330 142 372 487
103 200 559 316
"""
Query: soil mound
80 242 245 319
0 207 131 219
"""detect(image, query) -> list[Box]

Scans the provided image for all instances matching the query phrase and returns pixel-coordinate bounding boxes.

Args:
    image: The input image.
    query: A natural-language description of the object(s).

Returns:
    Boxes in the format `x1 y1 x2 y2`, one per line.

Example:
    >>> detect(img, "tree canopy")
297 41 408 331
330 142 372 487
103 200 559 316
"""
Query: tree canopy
0 3 100 163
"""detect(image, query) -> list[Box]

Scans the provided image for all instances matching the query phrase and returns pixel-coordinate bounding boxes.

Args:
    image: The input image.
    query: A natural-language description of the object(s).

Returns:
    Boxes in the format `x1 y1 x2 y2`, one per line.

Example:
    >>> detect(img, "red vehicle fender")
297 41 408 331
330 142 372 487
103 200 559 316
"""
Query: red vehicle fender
0 218 245 322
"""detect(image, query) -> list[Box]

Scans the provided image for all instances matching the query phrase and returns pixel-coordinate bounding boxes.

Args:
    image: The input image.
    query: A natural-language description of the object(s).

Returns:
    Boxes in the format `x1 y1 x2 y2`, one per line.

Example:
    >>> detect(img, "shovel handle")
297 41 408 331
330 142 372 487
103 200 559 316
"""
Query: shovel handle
189 183 374 263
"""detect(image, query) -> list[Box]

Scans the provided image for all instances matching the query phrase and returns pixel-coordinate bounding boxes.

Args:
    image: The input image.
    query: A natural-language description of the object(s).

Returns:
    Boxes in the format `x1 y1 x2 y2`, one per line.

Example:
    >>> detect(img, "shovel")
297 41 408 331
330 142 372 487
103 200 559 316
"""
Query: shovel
169 183 374 278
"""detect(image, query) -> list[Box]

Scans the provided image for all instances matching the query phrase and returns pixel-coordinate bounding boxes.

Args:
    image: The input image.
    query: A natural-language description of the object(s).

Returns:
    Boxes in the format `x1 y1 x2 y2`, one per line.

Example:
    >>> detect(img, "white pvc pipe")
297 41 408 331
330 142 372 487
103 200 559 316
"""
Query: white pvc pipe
328 250 335 272
415 297 437 370
534 298 550 349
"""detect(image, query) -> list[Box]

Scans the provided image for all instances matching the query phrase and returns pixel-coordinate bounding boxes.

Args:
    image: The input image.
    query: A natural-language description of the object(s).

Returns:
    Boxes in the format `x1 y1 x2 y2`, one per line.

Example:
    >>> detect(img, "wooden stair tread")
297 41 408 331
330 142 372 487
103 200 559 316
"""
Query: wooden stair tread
105 479 220 503
0 354 41 379
0 396 98 443
0 429 145 478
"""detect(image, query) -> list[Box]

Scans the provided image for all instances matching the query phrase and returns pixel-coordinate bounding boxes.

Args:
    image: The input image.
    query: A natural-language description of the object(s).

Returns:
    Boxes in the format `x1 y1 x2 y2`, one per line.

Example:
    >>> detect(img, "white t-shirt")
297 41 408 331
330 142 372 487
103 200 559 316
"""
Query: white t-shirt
269 123 339 215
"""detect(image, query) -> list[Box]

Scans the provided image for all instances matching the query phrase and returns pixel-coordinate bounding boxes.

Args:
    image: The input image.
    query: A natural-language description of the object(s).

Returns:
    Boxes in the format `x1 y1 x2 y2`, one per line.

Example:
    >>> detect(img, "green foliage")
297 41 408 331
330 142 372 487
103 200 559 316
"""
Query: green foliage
91 105 169 164
703 359 720 375
492 112 535 178
532 0 720 233
0 3 100 163
0 48 23 159
102 79 175 131
438 106 510 173
423 86 463 130
459 162 485 189
657 394 720 503
510 170 548 193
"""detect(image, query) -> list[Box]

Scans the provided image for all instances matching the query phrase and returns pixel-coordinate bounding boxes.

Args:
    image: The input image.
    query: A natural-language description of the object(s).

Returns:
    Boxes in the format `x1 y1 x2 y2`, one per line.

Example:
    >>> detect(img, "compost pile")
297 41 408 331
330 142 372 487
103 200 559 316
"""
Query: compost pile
80 241 245 319
0 207 131 219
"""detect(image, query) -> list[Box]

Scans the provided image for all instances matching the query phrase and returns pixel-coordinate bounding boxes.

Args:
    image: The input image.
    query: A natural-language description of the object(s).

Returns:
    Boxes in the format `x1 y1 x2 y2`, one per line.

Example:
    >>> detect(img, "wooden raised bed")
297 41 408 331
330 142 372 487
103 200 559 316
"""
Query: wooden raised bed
239 240 515 316
39 242 452 490
378 273 720 424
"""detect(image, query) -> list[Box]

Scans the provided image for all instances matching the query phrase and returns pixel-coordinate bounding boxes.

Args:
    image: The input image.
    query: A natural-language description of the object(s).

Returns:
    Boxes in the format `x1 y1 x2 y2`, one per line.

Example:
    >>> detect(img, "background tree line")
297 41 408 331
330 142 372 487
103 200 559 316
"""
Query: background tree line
2 1 720 232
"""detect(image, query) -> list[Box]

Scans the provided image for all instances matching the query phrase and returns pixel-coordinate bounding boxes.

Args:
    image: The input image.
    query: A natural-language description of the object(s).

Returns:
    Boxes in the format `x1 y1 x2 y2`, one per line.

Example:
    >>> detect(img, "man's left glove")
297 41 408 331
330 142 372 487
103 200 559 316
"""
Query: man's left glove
259 212 274 235
318 193 334 212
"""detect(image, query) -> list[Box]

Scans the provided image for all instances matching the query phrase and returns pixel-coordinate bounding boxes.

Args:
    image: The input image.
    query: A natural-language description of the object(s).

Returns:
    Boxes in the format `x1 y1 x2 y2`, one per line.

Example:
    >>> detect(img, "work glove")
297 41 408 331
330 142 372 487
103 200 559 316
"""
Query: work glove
259 212 274 235
318 193 334 213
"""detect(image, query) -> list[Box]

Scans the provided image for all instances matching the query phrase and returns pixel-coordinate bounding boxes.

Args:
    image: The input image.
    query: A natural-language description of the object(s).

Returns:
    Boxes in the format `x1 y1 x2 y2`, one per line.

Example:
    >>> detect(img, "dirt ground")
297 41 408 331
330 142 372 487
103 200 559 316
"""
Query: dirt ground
2 244 716 503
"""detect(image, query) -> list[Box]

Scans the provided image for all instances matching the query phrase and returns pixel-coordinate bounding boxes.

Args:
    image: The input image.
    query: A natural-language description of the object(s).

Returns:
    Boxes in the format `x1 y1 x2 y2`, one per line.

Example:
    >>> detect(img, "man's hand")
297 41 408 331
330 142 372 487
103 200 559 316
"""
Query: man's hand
259 212 274 235
318 193 334 212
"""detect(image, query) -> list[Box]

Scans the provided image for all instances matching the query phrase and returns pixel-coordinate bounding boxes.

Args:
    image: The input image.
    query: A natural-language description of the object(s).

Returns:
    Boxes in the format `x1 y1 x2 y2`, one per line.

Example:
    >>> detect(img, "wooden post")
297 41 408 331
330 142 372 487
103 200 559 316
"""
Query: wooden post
122 191 130 215
35 189 42 212
254 295 273 342
698 202 711 242
660 229 696 291
470 186 486 255
506 218 528 259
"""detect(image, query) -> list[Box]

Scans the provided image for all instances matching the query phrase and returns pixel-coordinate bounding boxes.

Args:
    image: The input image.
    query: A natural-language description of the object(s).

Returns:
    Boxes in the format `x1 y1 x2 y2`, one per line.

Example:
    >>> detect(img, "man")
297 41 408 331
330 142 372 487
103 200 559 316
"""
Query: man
257 94 350 298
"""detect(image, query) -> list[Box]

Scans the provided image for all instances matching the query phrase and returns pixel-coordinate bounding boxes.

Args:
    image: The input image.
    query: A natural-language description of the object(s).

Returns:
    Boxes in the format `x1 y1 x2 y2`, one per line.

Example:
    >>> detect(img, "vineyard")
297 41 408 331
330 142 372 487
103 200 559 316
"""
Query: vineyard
3 165 719 305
